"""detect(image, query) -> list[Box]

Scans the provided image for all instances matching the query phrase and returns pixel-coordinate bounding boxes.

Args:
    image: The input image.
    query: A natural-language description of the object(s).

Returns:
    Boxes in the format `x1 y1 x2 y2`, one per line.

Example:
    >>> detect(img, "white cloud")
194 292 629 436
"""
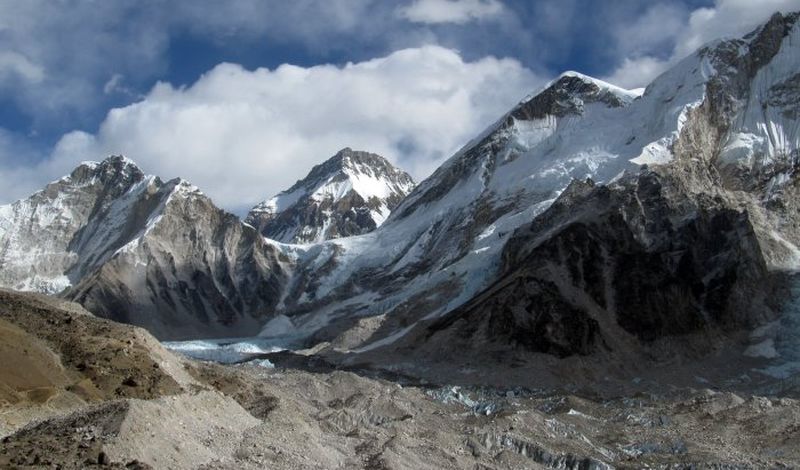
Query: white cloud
613 3 687 58
23 46 540 212
0 51 45 83
674 0 800 58
0 0 408 124
0 128 66 204
601 56 671 90
398 0 504 25
603 0 800 89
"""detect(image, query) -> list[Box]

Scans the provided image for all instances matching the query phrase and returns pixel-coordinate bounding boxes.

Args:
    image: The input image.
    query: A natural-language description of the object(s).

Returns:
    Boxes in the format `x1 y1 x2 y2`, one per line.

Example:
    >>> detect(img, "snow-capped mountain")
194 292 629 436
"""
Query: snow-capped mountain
0 156 147 293
262 12 800 356
265 72 654 337
0 156 288 339
1 12 799 359
246 148 415 244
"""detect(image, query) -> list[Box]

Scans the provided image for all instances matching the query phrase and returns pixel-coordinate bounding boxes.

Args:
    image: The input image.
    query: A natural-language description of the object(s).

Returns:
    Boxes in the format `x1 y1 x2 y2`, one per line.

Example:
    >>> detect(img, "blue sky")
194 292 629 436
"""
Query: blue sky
1 0 799 212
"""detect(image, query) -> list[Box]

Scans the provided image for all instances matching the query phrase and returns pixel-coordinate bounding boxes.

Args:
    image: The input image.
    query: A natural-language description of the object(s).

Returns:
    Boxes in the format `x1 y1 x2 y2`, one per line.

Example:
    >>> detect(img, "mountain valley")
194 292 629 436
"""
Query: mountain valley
1 11 800 469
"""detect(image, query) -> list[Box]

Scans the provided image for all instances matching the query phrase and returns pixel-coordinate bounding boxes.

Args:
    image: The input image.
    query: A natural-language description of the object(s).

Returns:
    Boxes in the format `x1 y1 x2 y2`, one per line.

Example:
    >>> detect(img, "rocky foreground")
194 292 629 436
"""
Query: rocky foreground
1 289 798 469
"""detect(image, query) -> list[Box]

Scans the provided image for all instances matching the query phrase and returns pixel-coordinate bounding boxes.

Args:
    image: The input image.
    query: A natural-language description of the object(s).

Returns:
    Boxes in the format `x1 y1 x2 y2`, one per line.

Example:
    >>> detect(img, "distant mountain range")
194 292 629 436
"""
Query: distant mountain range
1 11 799 368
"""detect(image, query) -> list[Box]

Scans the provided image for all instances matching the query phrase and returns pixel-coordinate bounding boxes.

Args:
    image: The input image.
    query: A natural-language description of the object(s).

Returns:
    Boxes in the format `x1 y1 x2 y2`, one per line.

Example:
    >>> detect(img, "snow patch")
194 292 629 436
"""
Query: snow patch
258 314 296 338
744 339 779 359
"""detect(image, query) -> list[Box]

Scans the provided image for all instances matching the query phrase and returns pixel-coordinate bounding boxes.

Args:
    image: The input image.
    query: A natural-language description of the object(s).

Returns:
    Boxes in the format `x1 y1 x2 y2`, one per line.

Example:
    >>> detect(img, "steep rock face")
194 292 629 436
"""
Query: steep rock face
511 72 634 121
0 156 289 340
246 148 415 244
269 72 646 335
420 172 775 359
67 180 289 340
357 12 800 361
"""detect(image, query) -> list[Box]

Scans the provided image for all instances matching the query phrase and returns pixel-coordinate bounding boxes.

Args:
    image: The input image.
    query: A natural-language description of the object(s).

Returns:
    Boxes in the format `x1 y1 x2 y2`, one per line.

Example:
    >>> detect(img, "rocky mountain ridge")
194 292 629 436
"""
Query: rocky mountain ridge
0 156 288 339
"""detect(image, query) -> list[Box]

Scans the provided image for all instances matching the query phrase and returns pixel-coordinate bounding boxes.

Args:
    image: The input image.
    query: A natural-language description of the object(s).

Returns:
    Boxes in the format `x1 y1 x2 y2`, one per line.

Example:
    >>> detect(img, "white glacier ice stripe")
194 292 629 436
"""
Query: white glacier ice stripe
163 338 289 364
353 325 416 353
744 339 779 359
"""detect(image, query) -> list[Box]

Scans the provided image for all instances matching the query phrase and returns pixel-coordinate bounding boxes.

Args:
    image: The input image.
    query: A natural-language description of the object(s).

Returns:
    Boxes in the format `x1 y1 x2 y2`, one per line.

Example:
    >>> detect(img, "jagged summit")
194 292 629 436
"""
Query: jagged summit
73 154 142 177
292 148 411 190
246 147 415 244
0 155 180 294
35 155 146 201
514 71 642 120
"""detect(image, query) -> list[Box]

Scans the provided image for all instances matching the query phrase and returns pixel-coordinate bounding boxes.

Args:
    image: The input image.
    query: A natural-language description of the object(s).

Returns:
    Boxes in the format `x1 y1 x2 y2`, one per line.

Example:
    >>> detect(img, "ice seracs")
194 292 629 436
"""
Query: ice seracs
246 148 415 244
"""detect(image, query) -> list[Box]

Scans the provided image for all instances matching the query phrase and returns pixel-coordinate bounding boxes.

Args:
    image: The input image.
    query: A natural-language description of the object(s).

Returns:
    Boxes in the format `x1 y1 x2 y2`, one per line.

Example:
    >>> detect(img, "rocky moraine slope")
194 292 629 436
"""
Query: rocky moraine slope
1 288 798 469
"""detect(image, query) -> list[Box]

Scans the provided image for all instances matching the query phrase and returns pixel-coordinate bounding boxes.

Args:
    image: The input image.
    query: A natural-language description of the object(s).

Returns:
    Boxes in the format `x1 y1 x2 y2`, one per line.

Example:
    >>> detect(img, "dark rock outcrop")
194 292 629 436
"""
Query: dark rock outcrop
419 170 776 358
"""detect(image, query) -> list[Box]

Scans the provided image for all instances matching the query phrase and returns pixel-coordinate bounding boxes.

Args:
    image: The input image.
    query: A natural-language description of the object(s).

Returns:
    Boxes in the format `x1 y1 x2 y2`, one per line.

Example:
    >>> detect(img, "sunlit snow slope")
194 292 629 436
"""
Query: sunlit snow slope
265 13 800 349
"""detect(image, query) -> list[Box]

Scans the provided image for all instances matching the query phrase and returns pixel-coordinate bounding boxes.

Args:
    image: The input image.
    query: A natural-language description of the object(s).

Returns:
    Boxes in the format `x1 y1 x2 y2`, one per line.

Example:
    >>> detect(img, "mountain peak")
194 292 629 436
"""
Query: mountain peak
290 148 410 191
334 147 385 170
82 155 141 174
67 155 145 189
246 149 415 244
513 71 641 122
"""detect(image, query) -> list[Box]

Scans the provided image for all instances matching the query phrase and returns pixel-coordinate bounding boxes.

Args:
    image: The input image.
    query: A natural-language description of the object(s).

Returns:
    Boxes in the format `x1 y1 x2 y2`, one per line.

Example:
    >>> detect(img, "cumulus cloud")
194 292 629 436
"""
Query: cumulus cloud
0 0 402 130
0 128 64 204
14 46 540 212
0 0 534 136
612 3 687 58
398 0 504 24
603 0 800 89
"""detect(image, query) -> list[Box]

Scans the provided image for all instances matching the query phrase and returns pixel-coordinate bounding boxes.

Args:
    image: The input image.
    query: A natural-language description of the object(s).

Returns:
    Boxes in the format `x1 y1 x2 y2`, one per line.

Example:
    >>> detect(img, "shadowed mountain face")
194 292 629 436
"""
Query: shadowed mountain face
416 172 777 360
245 148 415 244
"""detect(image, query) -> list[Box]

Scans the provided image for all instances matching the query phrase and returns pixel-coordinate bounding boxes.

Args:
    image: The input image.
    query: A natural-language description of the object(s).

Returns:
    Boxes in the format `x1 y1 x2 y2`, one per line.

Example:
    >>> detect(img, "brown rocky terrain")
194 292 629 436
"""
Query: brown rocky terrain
1 288 799 469
0 288 195 437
